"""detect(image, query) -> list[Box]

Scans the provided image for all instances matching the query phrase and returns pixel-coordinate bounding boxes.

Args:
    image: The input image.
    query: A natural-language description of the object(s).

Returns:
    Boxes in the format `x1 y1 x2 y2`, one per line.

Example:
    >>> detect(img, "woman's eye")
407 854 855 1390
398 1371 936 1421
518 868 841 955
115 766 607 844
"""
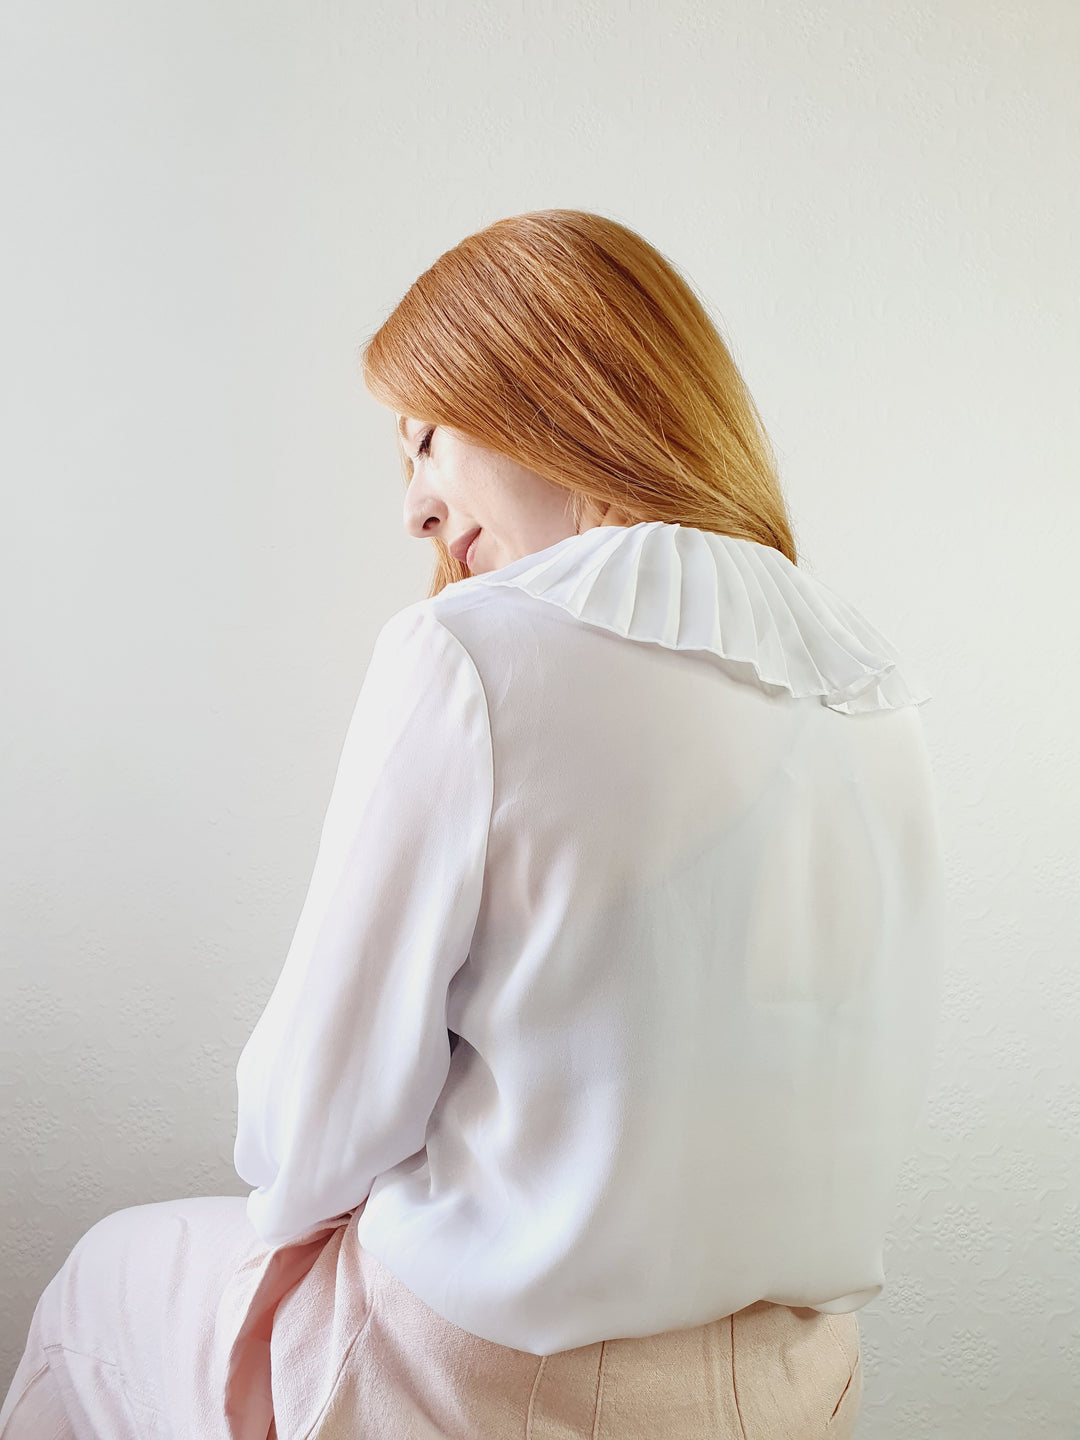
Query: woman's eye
416 427 435 459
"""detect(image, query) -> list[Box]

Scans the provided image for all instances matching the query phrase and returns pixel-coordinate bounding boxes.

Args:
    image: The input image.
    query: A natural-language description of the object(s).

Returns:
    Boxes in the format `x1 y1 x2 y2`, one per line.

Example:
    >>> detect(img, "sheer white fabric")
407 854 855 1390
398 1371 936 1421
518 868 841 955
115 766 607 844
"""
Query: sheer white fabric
234 521 946 1356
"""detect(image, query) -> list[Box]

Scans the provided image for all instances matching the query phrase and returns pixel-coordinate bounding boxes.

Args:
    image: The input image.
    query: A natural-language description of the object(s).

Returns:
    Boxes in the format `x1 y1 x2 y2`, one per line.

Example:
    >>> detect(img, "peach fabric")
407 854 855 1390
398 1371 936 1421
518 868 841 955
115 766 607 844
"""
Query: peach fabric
1 1195 863 1440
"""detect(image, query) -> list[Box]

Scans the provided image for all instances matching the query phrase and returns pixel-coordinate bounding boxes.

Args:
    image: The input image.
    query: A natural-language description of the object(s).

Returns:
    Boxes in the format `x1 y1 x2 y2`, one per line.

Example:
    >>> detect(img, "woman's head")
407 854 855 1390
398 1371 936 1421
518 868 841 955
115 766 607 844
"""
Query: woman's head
361 209 796 596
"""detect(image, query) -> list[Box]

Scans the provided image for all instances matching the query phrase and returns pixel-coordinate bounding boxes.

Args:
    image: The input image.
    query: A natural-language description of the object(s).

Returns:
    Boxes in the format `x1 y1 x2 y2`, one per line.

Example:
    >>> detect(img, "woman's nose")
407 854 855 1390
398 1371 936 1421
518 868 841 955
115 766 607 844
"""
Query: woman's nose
403 492 448 542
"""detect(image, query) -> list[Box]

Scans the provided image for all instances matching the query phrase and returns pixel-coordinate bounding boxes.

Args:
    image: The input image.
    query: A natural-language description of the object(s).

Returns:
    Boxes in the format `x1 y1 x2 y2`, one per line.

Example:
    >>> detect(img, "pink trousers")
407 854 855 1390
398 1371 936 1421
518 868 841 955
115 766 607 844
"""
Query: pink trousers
0 1196 862 1439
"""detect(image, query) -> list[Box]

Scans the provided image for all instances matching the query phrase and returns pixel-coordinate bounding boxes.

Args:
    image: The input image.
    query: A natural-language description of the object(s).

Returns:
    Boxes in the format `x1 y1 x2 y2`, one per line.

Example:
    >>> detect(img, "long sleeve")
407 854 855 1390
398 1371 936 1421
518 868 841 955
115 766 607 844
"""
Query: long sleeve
233 603 494 1246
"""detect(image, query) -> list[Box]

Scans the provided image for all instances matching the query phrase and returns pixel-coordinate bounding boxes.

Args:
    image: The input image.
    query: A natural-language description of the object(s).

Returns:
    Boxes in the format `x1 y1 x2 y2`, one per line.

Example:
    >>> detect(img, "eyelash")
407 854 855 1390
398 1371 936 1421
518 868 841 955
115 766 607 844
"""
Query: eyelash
415 427 434 460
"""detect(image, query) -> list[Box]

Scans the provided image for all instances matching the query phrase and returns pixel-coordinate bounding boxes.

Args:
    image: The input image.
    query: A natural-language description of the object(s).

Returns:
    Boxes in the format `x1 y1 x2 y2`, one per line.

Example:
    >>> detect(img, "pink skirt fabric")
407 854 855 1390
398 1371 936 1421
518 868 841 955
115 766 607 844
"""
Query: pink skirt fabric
0 1196 863 1440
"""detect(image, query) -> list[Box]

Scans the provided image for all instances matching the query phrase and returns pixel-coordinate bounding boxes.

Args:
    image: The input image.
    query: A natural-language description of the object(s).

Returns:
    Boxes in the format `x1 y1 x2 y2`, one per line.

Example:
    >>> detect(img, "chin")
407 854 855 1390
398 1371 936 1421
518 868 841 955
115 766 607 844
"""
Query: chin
466 541 492 575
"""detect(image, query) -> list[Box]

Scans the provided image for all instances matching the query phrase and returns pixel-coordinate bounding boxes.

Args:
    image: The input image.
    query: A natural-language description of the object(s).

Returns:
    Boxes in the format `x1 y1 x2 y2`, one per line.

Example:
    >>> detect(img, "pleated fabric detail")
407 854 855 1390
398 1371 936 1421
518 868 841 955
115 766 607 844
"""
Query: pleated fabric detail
464 521 930 714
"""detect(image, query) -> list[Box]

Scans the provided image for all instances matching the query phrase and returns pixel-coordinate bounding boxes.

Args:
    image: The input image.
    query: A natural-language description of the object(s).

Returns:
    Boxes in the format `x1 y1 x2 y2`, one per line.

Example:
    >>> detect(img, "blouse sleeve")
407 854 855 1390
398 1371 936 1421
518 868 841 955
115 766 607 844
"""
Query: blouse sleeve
233 603 494 1246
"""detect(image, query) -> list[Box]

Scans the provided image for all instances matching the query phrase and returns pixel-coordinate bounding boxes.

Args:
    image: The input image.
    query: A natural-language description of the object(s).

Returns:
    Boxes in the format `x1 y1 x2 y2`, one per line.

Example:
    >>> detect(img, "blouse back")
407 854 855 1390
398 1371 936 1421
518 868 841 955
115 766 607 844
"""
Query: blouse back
234 522 946 1356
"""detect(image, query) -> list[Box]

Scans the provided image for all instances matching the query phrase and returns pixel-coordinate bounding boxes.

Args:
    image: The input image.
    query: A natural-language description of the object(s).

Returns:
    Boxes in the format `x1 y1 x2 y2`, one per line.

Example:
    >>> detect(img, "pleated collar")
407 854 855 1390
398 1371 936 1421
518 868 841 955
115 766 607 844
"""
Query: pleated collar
460 521 930 714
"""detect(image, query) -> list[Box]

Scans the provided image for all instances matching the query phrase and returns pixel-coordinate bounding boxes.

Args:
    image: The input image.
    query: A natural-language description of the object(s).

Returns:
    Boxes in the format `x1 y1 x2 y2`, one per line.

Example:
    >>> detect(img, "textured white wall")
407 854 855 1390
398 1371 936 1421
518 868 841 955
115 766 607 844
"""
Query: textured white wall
2 2 1076 1432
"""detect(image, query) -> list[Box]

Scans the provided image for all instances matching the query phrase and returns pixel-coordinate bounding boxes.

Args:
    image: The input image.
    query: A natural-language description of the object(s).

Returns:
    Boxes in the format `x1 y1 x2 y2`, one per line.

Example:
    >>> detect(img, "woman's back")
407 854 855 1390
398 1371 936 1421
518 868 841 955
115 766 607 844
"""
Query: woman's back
345 521 946 1354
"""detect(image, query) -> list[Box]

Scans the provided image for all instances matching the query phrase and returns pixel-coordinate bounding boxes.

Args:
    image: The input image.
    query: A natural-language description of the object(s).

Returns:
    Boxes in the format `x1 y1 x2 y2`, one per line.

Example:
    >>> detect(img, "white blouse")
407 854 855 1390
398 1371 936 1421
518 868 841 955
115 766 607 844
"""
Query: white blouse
233 520 946 1356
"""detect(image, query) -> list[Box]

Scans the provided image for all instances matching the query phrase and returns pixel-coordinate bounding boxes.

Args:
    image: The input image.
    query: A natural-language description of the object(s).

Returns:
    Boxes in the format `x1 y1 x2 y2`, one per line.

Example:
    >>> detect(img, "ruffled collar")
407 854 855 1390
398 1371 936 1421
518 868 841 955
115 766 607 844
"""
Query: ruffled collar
460 521 930 714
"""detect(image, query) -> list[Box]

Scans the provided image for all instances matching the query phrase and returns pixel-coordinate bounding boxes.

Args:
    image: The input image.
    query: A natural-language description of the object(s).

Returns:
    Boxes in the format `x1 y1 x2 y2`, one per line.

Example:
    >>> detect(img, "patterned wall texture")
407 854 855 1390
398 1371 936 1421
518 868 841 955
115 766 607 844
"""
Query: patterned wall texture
2 2 1077 1435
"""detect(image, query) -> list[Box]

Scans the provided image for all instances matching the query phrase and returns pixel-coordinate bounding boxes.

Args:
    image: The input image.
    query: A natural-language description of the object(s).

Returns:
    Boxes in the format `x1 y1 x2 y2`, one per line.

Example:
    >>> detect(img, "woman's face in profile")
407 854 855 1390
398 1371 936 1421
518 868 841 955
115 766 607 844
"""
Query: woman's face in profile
397 416 583 574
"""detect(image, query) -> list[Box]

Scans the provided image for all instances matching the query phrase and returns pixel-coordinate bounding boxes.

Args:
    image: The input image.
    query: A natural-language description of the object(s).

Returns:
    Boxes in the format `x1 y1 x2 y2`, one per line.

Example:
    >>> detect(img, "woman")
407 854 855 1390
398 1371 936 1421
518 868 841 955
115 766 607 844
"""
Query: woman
1 209 945 1439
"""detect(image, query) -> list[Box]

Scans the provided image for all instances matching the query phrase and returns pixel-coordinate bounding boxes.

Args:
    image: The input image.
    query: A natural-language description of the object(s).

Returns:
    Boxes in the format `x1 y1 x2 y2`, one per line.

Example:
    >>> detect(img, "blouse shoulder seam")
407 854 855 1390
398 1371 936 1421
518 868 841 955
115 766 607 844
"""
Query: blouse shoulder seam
423 603 498 863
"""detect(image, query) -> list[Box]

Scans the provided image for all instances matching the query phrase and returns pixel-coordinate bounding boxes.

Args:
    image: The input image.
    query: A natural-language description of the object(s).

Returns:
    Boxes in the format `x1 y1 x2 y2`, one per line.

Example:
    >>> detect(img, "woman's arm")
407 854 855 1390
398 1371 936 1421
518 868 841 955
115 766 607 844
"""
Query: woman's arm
233 603 493 1246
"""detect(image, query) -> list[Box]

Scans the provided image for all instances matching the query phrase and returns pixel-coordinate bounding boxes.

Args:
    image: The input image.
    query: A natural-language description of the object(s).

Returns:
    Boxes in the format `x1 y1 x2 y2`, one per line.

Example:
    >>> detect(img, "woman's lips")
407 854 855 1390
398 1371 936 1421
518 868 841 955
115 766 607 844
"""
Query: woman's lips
449 525 482 565
465 530 482 569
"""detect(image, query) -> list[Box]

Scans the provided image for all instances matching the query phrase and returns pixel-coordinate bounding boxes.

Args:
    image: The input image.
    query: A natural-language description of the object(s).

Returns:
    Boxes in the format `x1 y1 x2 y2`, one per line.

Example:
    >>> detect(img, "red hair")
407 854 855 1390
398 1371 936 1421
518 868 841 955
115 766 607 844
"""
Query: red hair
361 209 796 597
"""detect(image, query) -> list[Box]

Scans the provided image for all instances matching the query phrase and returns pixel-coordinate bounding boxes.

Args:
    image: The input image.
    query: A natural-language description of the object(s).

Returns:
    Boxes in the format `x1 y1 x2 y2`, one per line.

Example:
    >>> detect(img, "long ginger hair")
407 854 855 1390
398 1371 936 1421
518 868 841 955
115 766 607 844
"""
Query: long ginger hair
361 209 797 597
